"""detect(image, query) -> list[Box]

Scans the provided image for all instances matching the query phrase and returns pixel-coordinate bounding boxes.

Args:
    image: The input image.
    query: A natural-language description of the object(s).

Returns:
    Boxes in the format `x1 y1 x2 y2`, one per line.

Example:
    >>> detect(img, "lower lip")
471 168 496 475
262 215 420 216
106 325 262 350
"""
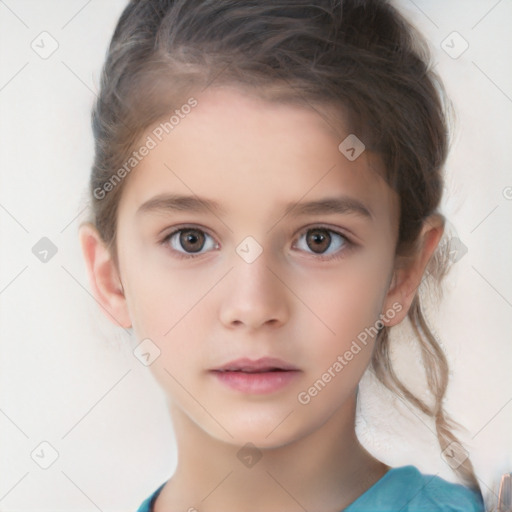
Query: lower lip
211 370 300 394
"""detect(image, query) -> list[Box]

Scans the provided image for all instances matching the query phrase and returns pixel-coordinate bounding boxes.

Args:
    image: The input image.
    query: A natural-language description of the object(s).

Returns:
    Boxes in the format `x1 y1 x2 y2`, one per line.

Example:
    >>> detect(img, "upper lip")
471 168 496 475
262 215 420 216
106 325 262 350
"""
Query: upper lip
212 357 299 372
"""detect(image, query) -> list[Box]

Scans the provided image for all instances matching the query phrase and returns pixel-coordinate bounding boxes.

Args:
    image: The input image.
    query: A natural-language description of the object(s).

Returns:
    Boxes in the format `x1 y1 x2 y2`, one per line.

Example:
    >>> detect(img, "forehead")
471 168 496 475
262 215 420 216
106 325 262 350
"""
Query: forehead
117 86 398 229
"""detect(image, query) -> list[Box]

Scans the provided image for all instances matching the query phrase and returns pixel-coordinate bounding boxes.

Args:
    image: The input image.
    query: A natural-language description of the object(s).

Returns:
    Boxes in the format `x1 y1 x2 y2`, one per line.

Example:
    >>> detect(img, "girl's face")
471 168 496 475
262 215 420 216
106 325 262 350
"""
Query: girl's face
115 86 401 447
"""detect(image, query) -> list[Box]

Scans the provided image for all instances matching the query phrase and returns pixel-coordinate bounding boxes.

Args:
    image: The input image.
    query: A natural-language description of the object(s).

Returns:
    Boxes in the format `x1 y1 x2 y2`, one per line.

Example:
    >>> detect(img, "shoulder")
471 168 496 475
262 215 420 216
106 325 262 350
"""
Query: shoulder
135 482 166 512
391 466 484 511
346 465 485 512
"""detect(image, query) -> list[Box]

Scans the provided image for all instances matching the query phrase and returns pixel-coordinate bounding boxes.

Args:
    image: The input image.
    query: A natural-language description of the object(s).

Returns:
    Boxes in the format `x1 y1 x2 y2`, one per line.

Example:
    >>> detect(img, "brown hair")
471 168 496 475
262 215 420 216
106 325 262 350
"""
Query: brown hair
85 0 479 491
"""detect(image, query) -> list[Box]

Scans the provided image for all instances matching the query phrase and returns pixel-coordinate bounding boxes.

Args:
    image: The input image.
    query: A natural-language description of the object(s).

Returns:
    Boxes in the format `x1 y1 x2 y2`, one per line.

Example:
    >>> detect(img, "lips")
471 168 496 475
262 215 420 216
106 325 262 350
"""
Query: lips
210 357 301 394
212 357 299 373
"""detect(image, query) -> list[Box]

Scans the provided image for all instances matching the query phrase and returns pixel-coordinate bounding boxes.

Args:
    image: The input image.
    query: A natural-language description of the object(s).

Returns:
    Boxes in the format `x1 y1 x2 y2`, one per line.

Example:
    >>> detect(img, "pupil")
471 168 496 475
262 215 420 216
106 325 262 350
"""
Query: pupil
180 229 205 252
308 229 330 253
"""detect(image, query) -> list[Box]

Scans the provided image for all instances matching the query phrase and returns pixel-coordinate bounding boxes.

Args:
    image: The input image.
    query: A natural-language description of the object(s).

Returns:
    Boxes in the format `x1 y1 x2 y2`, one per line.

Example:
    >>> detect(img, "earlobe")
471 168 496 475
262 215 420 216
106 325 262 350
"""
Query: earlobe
381 214 445 328
78 222 132 329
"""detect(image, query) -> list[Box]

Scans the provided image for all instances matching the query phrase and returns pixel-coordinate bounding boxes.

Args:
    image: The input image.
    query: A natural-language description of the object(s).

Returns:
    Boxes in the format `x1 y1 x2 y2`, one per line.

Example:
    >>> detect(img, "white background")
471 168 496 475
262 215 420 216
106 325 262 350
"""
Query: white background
0 0 511 510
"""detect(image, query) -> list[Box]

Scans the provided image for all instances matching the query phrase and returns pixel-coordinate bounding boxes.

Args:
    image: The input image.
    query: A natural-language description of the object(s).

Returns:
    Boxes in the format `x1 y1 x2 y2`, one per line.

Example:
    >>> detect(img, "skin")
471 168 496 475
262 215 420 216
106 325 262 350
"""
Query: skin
80 86 443 512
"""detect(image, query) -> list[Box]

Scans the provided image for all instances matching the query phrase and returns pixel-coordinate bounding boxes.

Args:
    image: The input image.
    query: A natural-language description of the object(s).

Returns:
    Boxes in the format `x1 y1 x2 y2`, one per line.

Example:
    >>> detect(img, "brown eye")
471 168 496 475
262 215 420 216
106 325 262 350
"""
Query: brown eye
306 228 331 253
179 229 206 253
162 227 217 257
294 227 349 258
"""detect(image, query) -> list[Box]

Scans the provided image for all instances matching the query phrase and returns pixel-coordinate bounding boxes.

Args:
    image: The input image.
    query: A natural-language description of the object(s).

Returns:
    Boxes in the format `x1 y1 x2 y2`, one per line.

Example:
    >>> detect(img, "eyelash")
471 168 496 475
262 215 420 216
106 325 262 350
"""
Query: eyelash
158 224 355 261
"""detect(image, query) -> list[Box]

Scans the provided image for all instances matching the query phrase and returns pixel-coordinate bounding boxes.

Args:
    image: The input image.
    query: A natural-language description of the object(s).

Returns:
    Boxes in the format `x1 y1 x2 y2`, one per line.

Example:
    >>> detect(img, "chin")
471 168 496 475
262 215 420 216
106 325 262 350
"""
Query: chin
205 413 312 450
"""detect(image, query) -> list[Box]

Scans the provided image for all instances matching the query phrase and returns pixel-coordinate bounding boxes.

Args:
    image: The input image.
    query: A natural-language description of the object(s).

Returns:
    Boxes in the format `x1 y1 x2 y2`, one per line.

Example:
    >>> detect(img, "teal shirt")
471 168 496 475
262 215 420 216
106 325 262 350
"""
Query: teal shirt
136 465 484 512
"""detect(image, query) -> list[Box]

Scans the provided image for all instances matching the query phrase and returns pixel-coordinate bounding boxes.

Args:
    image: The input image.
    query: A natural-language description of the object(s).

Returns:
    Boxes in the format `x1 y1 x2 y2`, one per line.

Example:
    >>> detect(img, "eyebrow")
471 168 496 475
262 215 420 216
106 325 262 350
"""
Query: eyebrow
136 193 225 216
136 193 372 220
285 196 372 219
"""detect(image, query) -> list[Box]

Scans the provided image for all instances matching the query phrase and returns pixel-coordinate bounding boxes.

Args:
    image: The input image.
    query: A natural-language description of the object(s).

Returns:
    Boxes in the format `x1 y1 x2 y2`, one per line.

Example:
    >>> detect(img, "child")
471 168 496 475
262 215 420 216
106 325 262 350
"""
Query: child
79 0 486 510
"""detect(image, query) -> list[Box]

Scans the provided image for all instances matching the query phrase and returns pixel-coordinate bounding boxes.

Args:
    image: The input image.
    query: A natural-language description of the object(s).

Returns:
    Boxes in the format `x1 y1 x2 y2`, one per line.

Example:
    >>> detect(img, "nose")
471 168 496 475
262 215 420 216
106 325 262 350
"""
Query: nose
219 249 290 331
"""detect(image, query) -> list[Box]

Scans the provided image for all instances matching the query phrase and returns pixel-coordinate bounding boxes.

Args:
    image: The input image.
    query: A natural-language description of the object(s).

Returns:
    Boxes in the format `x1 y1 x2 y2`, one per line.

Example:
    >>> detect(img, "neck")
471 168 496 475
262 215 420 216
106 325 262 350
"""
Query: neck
155 393 389 512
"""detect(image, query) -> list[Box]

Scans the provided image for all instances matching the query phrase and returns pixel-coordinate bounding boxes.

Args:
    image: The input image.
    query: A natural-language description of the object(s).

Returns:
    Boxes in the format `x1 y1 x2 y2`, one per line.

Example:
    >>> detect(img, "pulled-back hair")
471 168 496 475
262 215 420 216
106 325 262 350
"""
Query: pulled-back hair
86 0 479 491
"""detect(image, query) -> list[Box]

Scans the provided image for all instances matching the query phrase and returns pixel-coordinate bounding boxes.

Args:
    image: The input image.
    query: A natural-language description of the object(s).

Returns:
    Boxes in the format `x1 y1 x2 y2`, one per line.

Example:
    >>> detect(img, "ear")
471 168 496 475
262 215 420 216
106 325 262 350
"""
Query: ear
381 214 444 327
78 222 132 329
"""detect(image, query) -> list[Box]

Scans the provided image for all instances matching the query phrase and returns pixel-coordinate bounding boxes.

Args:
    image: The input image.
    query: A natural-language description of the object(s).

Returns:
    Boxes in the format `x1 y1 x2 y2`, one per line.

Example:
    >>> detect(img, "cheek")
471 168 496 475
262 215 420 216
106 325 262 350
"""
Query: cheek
288 253 394 391
122 257 216 374
124 271 209 392
291 267 390 413
120 238 204 336
128 278 202 342
295 257 392 340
